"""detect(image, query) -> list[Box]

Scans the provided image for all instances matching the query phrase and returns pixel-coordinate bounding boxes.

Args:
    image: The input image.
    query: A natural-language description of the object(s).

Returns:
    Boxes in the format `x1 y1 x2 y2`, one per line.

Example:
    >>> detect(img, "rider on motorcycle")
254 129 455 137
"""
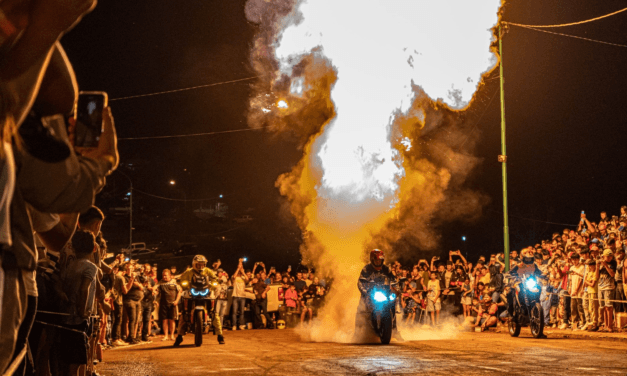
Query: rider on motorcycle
355 249 404 342
173 255 225 346
506 248 544 316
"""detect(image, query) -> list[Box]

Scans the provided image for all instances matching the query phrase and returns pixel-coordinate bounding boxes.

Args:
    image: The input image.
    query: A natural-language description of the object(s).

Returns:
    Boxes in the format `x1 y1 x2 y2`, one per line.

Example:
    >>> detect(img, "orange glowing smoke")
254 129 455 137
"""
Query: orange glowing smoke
246 0 503 341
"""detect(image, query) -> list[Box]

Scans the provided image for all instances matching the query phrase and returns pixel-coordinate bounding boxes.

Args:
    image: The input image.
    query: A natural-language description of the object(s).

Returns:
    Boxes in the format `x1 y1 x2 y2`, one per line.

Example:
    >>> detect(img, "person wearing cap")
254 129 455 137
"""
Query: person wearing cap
595 249 617 332
584 260 599 331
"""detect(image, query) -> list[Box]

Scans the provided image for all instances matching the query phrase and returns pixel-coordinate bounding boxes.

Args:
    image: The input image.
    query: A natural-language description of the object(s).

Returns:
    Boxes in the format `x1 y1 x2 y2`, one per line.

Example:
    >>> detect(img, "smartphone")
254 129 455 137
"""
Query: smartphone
581 211 585 214
74 91 107 147
243 257 247 262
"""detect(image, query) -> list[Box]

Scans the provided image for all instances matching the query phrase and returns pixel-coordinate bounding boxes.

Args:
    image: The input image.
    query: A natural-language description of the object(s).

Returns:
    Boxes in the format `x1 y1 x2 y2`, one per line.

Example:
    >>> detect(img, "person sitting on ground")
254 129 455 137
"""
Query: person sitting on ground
475 296 498 332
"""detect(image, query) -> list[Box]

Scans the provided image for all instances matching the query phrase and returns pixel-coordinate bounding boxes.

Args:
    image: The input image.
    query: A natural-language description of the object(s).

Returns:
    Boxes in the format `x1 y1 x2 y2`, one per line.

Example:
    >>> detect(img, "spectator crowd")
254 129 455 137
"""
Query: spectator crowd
392 208 627 335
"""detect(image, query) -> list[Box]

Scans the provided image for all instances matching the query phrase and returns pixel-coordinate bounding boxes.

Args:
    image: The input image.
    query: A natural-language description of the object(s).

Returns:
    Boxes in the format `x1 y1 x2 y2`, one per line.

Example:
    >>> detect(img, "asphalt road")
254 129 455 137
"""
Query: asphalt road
98 328 627 375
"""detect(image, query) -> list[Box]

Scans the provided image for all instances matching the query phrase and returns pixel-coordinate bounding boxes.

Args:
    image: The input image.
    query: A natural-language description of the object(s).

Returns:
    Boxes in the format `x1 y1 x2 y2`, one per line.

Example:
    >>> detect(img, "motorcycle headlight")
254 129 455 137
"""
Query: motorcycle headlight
373 291 388 302
525 278 538 291
191 288 199 296
389 293 396 301
200 289 209 296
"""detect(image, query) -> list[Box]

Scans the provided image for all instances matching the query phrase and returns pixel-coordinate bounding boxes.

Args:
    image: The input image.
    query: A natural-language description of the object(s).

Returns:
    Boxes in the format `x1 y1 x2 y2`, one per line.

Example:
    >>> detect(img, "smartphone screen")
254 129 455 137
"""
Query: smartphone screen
74 92 107 147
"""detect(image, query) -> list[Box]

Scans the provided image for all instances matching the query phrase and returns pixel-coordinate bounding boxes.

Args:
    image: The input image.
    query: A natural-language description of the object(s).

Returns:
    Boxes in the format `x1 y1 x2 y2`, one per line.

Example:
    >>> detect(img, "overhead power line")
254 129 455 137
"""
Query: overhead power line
109 76 260 101
133 188 220 202
504 6 627 28
118 126 271 141
508 24 627 48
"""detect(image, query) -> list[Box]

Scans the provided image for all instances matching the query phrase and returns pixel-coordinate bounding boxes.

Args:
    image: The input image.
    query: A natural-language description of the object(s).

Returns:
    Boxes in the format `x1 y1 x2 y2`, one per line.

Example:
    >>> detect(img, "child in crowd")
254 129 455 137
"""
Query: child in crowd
426 272 441 326
461 278 472 317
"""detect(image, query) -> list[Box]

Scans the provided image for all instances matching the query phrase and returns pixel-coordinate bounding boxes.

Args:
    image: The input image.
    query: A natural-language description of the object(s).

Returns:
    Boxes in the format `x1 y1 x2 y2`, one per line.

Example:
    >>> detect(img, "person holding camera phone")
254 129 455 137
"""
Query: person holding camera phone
231 258 249 331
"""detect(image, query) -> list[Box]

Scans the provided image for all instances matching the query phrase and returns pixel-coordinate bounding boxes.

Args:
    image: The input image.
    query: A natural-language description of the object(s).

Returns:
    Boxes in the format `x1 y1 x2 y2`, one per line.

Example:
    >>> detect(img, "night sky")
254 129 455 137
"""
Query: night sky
59 0 627 268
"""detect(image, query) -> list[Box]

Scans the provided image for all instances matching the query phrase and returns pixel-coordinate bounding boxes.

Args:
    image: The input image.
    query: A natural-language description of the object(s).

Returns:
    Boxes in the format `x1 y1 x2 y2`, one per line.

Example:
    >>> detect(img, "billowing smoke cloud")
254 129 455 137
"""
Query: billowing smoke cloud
246 0 502 341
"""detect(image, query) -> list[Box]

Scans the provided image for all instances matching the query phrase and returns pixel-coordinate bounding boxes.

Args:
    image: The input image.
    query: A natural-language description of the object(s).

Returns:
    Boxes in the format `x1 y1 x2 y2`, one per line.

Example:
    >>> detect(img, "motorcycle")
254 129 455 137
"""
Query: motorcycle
364 280 397 344
181 275 215 346
507 273 545 338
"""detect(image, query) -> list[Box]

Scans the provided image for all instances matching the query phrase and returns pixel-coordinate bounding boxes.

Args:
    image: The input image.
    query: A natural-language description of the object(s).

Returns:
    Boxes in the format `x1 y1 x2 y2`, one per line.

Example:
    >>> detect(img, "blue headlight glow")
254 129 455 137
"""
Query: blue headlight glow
373 291 388 302
389 293 396 301
191 288 208 296
525 278 537 290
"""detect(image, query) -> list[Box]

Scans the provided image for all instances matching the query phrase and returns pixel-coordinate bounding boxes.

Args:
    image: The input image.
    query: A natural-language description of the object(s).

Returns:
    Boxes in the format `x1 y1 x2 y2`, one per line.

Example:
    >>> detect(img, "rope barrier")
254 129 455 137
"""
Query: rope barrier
544 291 627 304
36 310 99 318
34 320 90 337
109 76 260 101
503 6 627 28
507 24 627 49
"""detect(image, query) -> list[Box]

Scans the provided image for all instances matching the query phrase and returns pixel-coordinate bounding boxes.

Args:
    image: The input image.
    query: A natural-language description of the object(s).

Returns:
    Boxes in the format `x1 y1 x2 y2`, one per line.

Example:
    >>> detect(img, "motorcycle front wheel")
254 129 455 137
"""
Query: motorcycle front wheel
195 310 204 346
508 317 521 337
530 303 545 338
379 311 393 344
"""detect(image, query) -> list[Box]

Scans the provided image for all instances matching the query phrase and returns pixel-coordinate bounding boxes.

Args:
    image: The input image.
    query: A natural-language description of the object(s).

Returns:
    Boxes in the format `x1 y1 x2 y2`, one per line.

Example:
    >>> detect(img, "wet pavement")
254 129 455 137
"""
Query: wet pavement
98 328 627 375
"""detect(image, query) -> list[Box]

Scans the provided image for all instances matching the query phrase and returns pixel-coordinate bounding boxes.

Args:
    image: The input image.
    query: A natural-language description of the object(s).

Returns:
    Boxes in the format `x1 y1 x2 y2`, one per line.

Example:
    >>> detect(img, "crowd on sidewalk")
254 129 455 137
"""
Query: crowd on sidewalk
393 209 627 334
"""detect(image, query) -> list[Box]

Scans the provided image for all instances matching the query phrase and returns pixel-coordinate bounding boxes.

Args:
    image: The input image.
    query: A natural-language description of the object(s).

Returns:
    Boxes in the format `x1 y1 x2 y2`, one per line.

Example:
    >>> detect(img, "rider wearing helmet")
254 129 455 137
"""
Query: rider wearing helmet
509 248 543 279
506 247 544 317
355 249 403 341
174 255 225 346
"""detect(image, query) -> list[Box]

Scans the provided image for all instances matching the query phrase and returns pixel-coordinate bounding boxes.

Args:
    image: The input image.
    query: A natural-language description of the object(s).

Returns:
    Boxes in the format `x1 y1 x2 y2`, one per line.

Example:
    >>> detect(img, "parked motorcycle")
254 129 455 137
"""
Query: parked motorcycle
507 273 545 338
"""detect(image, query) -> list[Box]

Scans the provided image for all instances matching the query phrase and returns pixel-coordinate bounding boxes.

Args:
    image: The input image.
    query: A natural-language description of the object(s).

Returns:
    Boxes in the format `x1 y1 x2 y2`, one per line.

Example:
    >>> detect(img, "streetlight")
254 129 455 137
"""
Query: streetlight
169 180 176 185
117 171 133 249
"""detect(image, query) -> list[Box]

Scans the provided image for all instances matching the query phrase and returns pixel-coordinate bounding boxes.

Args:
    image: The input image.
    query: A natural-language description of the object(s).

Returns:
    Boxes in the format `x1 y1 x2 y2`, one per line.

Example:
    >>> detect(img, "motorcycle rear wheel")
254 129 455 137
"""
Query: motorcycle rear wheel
530 303 545 338
195 310 204 347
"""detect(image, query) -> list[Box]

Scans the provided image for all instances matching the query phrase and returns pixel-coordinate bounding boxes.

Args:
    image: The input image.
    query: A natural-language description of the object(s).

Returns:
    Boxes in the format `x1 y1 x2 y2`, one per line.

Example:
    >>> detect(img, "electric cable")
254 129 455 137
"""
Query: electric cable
503 6 627 28
118 126 271 141
109 76 260 101
508 24 627 48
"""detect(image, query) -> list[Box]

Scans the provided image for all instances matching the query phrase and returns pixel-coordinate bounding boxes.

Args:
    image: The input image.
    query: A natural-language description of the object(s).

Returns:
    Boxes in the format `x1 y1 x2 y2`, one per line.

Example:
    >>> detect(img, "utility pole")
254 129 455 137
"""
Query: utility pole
498 24 511 272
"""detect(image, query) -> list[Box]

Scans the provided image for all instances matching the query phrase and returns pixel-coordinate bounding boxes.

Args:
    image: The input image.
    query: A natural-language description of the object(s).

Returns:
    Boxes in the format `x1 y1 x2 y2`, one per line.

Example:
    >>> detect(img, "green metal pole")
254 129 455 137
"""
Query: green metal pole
499 25 511 272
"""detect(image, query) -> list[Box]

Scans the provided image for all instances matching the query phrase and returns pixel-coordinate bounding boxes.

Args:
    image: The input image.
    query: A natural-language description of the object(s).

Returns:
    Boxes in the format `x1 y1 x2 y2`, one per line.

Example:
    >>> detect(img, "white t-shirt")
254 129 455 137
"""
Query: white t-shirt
232 275 247 298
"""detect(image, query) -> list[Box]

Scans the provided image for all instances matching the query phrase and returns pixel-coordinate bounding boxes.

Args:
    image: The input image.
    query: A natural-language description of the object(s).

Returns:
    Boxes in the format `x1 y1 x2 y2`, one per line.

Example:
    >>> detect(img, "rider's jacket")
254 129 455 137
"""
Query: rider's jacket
178 267 219 290
357 264 398 297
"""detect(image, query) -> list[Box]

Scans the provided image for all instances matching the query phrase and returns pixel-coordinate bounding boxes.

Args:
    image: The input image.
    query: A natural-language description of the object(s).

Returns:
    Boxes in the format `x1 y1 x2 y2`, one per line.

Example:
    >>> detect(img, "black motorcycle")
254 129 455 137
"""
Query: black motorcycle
364 281 397 344
507 274 545 338
181 275 214 346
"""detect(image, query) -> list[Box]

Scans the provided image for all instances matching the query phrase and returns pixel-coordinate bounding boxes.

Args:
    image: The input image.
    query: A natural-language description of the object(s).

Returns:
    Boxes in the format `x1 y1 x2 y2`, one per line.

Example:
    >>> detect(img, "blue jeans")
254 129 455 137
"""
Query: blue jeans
231 297 246 328
254 299 272 328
